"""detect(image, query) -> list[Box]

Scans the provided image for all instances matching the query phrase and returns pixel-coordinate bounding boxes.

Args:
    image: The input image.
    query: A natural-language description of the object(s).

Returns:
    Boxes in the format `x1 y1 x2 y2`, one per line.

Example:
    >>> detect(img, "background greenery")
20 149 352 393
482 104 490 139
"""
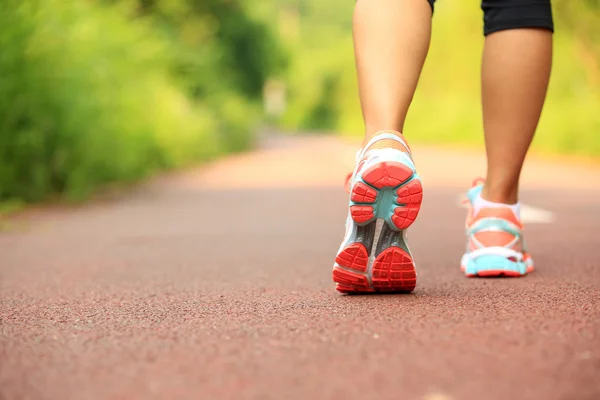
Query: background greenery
276 0 600 156
1 0 599 206
0 0 284 203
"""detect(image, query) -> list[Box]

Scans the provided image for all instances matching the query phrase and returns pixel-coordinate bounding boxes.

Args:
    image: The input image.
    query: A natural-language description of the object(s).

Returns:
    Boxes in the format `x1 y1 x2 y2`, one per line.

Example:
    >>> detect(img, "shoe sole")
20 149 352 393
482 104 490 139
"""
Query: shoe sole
462 268 535 277
333 161 423 294
460 255 535 278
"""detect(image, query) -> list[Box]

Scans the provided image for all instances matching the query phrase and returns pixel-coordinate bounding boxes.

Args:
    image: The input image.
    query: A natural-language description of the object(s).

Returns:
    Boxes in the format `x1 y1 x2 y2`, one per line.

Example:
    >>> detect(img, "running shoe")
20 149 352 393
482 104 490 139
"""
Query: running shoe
333 132 423 293
461 179 535 277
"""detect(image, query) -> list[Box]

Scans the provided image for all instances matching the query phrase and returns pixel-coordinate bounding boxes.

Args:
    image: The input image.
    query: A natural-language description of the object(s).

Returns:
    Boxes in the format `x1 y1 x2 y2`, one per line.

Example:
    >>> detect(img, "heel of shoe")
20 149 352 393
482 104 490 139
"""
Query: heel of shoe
349 160 423 231
371 247 416 292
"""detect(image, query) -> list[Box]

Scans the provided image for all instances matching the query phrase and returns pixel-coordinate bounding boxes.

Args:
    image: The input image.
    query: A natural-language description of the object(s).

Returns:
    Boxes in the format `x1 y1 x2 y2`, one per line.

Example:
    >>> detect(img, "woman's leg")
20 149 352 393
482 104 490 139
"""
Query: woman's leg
480 2 554 203
354 0 433 148
461 1 554 278
332 0 433 294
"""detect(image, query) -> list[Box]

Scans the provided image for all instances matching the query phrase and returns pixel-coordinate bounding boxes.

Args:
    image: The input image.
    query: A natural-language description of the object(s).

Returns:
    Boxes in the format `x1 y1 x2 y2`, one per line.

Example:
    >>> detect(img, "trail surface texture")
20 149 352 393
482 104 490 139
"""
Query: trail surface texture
2 136 600 400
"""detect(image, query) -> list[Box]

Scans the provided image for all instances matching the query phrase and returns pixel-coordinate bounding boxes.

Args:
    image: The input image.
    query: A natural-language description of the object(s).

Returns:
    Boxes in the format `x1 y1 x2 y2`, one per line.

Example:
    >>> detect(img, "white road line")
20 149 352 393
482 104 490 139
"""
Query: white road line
456 195 555 224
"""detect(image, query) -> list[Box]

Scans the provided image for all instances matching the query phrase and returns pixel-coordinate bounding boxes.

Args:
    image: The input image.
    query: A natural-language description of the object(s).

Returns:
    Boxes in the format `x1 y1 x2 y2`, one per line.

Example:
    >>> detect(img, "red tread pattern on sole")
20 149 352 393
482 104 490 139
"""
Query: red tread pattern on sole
351 182 378 203
391 179 423 230
391 207 420 230
396 180 423 204
371 247 416 292
362 162 413 189
335 243 369 272
332 268 372 292
350 205 375 224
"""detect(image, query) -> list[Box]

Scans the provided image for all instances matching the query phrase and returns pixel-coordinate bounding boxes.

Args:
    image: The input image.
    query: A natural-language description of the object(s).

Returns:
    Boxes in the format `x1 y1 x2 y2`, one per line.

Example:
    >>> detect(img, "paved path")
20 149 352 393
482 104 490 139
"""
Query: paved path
2 136 600 400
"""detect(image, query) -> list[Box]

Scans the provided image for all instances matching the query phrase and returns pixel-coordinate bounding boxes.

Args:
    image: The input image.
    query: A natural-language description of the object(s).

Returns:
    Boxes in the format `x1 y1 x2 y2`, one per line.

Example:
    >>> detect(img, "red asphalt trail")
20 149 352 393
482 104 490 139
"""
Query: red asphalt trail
1 136 600 400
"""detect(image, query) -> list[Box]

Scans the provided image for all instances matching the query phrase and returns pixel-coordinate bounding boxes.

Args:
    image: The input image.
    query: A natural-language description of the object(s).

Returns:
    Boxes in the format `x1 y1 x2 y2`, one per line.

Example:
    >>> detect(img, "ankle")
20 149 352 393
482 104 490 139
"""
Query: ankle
481 183 519 204
362 130 410 153
363 129 402 143
365 121 405 138
473 190 521 219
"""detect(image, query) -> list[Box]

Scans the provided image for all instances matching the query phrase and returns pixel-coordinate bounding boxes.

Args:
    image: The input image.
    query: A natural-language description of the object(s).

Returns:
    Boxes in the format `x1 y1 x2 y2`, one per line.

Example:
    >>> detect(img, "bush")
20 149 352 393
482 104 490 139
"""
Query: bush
0 0 280 203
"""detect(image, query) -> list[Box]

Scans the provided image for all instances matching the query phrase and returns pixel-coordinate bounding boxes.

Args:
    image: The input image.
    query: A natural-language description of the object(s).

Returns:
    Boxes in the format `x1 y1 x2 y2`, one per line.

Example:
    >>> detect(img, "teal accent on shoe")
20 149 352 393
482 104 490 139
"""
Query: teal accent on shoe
467 184 484 204
376 184 400 221
465 254 527 276
350 175 421 228
468 218 522 238
398 152 416 172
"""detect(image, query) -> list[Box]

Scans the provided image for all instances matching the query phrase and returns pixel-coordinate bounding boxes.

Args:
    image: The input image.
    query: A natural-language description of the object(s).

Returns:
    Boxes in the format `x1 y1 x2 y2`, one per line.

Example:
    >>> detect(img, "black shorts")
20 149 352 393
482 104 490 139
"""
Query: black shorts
428 0 554 36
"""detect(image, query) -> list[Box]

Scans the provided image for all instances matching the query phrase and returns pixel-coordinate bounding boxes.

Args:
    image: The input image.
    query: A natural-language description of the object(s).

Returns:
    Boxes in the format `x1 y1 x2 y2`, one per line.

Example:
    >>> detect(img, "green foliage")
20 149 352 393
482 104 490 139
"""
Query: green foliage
276 0 354 131
276 1 600 157
3 0 597 209
128 0 287 150
0 0 284 203
104 0 287 100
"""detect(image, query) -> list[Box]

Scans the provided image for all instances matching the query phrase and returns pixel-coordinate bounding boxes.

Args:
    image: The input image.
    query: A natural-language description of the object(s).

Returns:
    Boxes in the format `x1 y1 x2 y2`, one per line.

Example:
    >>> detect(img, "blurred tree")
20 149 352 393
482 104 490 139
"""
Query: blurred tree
0 0 288 203
555 0 600 74
104 0 287 100
271 0 600 156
